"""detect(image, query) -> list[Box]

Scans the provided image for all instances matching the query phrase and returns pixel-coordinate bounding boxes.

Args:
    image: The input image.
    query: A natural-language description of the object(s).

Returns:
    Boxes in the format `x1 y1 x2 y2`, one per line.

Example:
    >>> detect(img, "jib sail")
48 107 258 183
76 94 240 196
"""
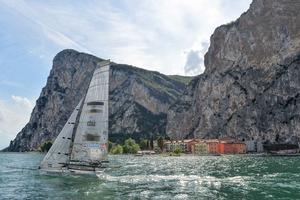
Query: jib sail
40 99 83 170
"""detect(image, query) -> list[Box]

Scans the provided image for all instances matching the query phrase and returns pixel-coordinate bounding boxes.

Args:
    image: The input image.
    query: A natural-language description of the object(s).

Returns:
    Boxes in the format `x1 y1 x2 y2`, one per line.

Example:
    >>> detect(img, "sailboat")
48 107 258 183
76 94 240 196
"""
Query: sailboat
40 60 110 176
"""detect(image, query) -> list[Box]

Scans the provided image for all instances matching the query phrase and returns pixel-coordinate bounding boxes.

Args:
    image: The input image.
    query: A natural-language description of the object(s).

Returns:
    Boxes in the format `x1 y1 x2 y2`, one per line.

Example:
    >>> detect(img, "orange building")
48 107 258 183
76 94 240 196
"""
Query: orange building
219 141 246 154
206 140 220 154
163 138 246 154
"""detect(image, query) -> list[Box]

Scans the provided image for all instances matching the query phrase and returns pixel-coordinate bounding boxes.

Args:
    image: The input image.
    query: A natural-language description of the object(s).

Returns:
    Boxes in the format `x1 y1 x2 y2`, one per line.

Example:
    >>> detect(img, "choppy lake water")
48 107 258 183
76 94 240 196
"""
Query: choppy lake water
1 153 300 199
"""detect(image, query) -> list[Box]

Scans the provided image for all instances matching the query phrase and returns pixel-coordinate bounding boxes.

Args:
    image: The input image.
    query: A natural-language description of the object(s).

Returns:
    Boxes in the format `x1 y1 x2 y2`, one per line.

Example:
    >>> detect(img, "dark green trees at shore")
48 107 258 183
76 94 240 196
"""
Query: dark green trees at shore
110 145 123 154
123 138 140 154
40 138 142 154
110 138 140 154
157 136 164 151
39 137 163 155
109 137 167 154
139 139 148 150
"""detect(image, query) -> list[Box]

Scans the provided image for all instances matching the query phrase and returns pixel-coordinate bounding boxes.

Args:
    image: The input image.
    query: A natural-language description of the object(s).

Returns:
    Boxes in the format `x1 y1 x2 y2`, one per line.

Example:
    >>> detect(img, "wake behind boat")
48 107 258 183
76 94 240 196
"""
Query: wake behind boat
39 60 110 176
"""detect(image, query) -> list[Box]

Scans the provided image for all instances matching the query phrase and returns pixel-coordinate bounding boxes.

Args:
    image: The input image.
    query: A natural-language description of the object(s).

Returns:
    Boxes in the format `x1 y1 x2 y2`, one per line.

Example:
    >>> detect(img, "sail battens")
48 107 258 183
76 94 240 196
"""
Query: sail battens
87 101 104 106
40 61 110 173
70 62 110 163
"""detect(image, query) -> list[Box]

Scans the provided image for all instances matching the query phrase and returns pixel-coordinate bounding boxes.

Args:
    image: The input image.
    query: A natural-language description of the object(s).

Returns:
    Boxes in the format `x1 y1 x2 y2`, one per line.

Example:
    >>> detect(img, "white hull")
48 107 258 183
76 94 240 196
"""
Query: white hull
39 168 104 177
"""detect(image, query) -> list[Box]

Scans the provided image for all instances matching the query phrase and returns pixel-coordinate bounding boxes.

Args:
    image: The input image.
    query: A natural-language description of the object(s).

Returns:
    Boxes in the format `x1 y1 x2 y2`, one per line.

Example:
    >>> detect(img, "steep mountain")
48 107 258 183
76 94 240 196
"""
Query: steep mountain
167 0 300 144
6 49 191 151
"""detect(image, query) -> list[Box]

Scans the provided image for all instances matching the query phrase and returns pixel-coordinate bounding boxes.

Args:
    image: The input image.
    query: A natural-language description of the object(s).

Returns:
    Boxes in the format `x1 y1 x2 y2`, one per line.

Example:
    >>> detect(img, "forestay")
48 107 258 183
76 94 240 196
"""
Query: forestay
71 61 110 163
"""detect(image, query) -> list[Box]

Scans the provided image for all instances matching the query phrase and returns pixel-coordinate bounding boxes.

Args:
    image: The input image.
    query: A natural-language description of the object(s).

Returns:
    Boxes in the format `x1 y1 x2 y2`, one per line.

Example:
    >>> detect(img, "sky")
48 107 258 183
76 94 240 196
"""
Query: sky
0 0 251 149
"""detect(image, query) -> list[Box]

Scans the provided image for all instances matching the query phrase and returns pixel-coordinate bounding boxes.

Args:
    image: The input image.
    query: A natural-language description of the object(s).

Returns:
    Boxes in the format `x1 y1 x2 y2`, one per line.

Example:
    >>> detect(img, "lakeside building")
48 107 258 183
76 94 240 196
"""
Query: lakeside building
186 139 202 152
163 138 300 155
219 141 246 154
163 139 246 155
245 140 264 153
163 140 187 153
163 139 201 153
206 140 220 154
193 143 208 154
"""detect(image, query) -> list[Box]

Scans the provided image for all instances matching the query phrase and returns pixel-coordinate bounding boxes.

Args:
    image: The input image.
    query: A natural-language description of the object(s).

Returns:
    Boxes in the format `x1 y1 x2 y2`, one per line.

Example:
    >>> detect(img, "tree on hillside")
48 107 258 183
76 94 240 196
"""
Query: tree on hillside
40 141 53 152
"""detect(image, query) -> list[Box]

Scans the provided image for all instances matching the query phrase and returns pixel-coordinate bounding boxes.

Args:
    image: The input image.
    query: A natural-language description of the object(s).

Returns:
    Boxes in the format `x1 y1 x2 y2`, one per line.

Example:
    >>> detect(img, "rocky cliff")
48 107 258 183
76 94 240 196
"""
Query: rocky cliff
6 49 191 151
167 0 300 144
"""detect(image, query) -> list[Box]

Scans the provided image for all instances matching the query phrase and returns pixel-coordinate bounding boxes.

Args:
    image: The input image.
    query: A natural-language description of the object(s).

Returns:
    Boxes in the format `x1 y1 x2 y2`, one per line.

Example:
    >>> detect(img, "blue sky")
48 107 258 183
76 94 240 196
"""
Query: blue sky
0 0 251 149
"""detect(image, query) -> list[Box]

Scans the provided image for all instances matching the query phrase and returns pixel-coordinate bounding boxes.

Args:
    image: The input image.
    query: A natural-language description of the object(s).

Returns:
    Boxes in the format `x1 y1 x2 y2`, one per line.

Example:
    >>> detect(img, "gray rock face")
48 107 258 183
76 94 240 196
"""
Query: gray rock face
6 49 190 151
167 0 300 144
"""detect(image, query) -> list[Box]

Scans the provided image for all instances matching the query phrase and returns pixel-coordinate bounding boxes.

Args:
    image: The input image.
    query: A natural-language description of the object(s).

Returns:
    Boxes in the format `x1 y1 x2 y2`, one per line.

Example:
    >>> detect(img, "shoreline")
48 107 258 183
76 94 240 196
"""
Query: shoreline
2 151 300 157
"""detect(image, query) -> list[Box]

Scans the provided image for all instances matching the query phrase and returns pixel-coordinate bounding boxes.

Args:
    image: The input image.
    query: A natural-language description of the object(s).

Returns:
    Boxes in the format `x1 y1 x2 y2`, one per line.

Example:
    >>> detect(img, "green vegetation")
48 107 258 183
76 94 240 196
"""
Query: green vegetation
173 148 182 154
109 138 141 154
123 138 140 154
168 75 194 85
108 141 114 152
112 65 194 104
157 136 164 151
139 139 149 150
138 76 178 100
40 141 53 152
110 145 123 154
118 65 193 104
169 148 182 156
132 69 189 101
150 137 154 150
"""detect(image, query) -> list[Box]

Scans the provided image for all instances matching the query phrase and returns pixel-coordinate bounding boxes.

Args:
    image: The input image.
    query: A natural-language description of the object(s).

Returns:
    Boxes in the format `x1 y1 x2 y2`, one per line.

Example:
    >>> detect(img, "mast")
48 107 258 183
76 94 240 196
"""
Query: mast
68 95 86 161
70 60 110 164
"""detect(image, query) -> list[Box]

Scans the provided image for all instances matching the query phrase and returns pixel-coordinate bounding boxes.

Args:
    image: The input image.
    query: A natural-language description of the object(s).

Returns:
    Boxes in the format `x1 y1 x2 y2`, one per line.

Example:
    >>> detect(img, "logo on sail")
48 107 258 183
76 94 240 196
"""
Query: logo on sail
87 120 96 126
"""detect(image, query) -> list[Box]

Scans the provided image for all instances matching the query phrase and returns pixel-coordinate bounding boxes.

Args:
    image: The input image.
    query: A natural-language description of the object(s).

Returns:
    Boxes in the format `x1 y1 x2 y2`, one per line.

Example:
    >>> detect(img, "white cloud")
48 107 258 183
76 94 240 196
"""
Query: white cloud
11 95 34 110
0 109 3 122
184 40 211 75
0 97 34 149
0 0 91 53
184 50 204 75
0 0 251 75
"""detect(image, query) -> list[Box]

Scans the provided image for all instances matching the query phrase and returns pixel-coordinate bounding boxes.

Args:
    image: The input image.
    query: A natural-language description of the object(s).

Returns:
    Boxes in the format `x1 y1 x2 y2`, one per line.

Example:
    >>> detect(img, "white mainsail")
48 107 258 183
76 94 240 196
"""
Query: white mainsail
40 60 110 174
40 99 83 170
70 61 110 164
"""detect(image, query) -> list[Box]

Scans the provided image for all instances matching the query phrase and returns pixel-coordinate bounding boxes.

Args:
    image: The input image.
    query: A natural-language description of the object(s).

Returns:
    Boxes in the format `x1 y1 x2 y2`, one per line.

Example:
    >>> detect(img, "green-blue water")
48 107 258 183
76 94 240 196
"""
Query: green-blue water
1 153 300 199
